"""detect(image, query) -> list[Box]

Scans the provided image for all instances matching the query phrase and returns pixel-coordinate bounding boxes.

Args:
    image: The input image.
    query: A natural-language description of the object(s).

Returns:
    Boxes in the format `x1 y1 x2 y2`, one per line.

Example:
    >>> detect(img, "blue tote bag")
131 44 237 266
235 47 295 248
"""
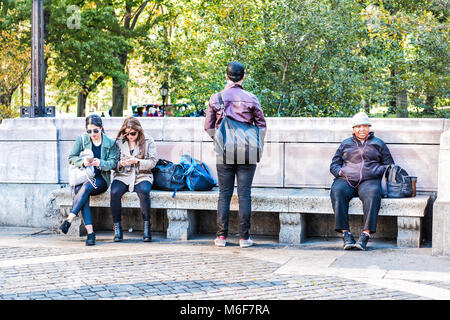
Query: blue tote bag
180 154 216 191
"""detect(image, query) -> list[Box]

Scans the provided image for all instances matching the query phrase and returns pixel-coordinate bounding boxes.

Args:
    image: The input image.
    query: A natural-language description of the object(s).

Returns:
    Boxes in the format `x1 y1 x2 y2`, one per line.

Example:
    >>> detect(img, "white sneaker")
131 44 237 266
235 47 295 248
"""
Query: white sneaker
239 237 254 248
215 236 227 247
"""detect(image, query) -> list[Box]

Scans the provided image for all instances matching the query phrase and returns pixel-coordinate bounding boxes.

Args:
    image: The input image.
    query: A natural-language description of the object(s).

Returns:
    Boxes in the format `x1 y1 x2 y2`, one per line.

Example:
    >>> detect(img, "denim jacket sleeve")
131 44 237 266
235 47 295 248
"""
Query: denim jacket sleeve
98 138 119 172
68 135 85 168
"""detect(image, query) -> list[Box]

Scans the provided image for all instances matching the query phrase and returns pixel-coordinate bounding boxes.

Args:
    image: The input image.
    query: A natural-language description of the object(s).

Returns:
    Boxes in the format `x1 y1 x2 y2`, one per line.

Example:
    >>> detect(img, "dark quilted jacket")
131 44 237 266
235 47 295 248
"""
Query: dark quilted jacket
330 132 394 183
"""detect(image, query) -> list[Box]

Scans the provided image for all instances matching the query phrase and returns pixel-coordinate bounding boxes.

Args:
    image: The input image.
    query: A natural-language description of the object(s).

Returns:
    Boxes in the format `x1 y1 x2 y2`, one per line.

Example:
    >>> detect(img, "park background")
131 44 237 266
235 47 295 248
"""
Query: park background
0 0 448 120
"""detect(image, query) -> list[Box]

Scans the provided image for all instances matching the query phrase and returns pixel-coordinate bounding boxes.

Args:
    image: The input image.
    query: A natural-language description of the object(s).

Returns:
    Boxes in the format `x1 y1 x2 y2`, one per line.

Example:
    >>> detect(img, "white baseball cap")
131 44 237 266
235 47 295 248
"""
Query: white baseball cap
352 112 372 127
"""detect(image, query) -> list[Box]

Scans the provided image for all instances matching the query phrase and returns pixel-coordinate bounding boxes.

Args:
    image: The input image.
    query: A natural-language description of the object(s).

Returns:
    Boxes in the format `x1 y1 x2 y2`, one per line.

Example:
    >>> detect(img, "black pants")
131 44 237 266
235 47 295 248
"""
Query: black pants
330 178 382 234
216 163 257 240
110 180 152 223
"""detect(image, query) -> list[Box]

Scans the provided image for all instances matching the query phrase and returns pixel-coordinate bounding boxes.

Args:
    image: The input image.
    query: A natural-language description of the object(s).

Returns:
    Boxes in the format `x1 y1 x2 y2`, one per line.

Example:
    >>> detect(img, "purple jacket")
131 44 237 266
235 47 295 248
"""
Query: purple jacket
204 83 266 138
330 132 394 183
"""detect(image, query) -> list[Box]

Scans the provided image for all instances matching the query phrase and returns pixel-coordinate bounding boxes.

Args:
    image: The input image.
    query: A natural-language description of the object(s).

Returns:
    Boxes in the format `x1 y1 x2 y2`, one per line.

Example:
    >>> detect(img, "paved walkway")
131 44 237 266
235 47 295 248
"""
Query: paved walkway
0 227 449 301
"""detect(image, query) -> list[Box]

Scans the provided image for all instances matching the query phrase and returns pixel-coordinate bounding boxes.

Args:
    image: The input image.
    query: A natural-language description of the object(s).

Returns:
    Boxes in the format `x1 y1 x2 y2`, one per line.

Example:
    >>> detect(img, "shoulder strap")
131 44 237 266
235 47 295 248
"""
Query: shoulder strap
81 134 85 151
390 165 398 182
381 164 393 197
218 93 226 117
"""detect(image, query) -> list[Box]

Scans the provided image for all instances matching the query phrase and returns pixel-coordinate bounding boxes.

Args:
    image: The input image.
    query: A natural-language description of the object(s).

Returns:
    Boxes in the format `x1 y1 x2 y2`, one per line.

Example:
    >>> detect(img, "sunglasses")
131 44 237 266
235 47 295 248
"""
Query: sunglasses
86 129 100 134
125 131 138 137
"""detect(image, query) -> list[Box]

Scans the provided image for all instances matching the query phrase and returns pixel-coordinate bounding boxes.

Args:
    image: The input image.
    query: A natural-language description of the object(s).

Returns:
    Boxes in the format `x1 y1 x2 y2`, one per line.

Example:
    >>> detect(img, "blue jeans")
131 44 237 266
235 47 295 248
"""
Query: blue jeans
216 163 257 240
71 175 108 226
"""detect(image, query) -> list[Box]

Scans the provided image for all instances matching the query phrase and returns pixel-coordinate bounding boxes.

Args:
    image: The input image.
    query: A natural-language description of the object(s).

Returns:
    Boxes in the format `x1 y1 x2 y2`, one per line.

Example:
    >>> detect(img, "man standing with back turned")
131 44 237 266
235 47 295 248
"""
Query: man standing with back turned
204 62 266 248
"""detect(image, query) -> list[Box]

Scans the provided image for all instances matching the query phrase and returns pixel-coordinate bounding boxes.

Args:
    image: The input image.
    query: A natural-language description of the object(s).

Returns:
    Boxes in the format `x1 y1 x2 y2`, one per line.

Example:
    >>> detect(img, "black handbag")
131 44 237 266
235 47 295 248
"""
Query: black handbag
213 93 265 165
152 159 188 197
381 164 416 198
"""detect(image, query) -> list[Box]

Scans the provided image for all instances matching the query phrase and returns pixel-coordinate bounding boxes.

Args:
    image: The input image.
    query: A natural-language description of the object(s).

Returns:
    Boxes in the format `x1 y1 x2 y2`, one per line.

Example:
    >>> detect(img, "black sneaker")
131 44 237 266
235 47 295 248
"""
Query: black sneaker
355 232 370 251
342 231 356 250
60 219 71 234
85 232 96 246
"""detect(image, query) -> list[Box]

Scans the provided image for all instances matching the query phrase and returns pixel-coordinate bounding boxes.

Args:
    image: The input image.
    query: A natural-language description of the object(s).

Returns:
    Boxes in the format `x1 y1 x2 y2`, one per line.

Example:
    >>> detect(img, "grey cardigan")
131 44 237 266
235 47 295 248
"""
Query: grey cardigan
112 134 158 192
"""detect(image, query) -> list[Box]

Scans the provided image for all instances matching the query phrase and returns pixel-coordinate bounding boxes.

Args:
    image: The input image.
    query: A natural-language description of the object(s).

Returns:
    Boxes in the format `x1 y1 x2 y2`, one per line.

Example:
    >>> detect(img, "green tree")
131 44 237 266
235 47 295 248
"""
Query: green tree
46 0 129 116
108 0 164 117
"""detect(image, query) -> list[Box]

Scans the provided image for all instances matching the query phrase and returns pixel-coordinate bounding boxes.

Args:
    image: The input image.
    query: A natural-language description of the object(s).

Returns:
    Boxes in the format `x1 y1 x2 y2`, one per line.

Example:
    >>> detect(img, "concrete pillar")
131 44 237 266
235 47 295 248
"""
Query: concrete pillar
166 209 197 240
397 217 421 248
432 128 450 256
279 213 307 244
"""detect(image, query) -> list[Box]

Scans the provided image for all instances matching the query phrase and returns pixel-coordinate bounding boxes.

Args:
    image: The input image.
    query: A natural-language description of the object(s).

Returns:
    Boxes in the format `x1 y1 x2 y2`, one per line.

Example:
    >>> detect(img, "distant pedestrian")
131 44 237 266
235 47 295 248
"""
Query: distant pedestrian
60 114 118 246
330 112 394 250
204 61 266 248
110 116 158 242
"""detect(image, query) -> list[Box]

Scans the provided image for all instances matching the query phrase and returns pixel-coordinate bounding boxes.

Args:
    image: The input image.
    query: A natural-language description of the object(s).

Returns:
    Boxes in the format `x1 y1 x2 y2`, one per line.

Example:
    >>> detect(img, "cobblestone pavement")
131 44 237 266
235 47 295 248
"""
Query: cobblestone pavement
0 228 449 301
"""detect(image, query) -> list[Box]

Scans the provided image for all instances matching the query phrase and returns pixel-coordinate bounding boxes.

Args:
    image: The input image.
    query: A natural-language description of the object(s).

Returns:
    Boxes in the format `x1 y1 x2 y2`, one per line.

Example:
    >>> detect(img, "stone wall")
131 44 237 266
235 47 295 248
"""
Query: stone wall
432 128 450 256
0 117 448 253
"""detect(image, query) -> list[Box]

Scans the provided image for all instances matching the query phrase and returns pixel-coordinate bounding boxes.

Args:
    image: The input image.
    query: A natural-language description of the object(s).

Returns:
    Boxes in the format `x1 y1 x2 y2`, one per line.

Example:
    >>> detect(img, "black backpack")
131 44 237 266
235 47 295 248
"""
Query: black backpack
152 159 188 197
381 164 415 198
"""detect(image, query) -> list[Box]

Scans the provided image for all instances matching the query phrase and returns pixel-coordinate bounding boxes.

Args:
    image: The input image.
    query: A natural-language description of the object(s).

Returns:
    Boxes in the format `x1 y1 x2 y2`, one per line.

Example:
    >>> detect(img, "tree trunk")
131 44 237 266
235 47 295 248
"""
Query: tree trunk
364 100 371 114
123 85 128 112
112 80 124 117
388 67 397 115
111 52 128 117
424 94 435 115
77 89 88 117
396 89 408 118
123 65 129 112
0 93 12 107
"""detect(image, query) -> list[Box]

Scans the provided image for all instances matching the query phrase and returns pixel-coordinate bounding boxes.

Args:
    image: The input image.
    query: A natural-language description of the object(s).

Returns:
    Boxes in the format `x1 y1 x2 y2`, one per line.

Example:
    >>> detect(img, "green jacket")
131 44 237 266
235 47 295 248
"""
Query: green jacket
68 133 119 186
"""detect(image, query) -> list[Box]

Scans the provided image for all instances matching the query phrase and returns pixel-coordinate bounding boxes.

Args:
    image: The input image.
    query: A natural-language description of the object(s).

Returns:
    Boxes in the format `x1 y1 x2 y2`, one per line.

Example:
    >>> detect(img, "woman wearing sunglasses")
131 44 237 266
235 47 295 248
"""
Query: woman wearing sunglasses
110 116 158 242
60 114 118 246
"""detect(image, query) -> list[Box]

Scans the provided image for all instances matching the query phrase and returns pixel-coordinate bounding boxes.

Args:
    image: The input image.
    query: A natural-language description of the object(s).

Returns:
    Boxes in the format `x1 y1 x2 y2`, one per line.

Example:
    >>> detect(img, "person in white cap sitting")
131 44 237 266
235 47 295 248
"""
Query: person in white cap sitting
329 112 394 250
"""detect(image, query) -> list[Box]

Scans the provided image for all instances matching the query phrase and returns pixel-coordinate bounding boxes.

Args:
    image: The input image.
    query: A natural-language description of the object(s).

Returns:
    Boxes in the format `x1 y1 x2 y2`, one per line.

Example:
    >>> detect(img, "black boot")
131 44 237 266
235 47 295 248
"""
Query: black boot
143 221 152 242
113 222 123 242
85 232 96 246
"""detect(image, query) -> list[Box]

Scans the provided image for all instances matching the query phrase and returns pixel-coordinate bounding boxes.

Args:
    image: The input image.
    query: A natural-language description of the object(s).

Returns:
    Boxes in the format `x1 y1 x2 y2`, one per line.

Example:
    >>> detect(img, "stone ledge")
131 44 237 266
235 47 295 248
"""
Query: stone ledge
51 186 429 217
51 186 430 247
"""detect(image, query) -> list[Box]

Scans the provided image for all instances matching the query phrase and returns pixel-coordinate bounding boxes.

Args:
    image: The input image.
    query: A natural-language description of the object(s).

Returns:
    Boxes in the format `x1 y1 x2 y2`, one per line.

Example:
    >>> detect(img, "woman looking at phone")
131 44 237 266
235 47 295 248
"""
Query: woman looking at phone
60 115 118 246
110 116 158 242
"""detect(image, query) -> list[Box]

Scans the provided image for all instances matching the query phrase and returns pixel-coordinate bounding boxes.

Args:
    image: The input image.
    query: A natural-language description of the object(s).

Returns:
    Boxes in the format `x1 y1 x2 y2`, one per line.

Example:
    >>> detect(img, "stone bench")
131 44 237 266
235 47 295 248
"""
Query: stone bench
50 186 430 248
